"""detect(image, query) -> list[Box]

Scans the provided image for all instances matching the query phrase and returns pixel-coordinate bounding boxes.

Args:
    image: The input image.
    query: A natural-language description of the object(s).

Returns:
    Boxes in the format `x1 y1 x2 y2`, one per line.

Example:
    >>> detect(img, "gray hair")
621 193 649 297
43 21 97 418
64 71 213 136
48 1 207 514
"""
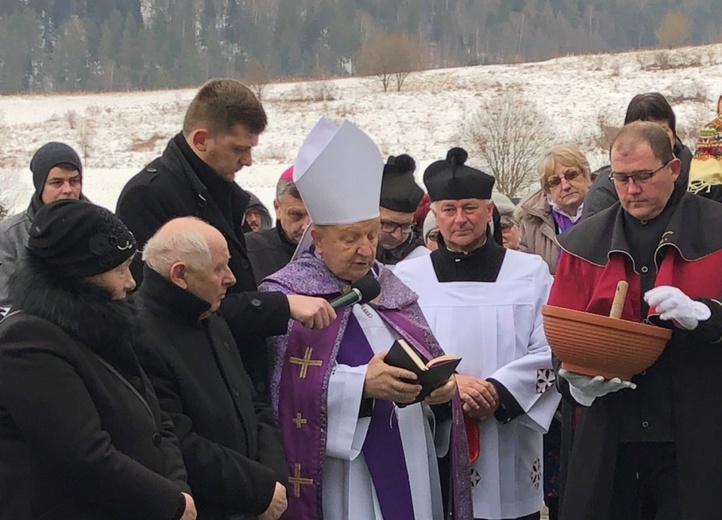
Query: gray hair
275 178 302 200
143 222 213 276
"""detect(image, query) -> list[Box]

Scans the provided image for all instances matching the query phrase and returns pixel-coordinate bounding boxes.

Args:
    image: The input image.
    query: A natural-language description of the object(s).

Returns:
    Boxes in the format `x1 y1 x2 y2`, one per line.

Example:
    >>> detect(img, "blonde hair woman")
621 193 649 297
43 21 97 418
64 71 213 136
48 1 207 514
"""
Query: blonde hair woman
517 144 592 274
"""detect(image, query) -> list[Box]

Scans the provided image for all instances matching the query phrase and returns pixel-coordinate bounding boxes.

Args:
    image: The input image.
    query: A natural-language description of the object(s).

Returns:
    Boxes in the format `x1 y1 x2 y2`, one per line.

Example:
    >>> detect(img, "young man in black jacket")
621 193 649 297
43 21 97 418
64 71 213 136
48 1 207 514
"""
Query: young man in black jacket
116 79 334 396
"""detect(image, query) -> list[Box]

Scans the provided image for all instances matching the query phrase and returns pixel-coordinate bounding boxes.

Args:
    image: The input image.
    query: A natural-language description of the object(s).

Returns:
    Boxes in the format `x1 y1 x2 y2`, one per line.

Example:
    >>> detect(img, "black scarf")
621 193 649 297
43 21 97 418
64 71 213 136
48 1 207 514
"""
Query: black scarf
9 259 144 383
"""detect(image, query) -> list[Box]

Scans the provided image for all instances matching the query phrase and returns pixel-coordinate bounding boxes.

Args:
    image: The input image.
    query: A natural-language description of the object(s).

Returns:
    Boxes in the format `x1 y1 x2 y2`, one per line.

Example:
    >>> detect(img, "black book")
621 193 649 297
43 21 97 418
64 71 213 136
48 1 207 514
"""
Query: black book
384 339 461 407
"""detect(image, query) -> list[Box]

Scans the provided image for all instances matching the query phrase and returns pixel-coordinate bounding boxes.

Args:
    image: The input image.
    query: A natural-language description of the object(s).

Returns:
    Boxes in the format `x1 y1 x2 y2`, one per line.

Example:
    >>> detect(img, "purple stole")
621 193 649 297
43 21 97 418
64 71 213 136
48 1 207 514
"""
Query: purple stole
336 314 415 519
276 304 467 520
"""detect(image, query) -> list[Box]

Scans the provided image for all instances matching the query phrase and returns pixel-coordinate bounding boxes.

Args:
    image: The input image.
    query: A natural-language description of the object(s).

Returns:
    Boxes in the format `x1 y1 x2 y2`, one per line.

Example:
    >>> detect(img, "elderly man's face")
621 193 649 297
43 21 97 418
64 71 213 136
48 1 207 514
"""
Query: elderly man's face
184 236 236 313
312 218 379 282
433 198 492 253
610 142 680 221
275 194 309 244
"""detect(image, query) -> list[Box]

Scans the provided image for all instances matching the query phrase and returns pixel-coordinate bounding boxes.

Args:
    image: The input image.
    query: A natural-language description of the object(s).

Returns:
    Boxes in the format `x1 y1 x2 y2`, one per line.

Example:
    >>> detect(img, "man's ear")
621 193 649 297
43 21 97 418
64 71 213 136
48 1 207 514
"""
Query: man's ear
668 157 681 183
487 201 496 224
190 129 210 152
273 199 282 220
169 262 189 289
310 226 323 256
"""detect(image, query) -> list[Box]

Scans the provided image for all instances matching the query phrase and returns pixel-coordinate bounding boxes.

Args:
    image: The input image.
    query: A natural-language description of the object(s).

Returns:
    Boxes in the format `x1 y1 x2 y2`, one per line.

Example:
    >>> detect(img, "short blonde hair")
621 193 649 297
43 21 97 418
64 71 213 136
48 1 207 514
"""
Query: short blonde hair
537 144 591 191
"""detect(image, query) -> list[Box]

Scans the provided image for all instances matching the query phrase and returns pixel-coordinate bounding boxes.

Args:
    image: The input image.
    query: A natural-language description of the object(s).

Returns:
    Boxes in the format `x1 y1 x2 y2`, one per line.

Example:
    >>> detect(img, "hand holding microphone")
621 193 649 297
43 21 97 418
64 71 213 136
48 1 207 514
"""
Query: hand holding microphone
288 275 381 330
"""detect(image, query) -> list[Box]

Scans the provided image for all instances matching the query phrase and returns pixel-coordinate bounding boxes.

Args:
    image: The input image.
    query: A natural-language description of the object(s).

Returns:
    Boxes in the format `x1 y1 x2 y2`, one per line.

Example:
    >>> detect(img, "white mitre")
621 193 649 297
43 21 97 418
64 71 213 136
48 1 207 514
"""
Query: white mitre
294 117 383 224
292 117 384 258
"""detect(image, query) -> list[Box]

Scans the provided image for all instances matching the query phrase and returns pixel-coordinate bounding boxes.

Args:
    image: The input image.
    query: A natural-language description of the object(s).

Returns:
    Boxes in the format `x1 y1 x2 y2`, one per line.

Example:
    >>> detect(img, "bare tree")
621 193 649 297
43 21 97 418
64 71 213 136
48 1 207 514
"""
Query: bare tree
245 59 271 100
655 11 691 49
355 33 424 92
78 118 94 163
466 93 556 198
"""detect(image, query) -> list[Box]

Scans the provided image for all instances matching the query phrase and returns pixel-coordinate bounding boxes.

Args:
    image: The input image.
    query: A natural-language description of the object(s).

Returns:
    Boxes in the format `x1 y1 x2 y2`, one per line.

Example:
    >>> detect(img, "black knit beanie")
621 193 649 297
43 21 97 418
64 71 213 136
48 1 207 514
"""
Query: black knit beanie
27 200 136 278
30 142 83 193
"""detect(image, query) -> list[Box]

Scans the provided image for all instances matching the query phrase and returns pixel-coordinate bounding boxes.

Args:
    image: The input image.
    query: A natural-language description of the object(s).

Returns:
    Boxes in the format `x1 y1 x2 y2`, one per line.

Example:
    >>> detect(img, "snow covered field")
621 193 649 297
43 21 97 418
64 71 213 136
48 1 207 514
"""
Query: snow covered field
1 43 721 215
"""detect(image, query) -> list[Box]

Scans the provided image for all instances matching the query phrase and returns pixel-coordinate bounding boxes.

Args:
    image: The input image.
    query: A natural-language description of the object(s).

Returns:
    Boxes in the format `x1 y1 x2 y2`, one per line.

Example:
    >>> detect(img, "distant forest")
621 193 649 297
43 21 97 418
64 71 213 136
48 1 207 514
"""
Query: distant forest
0 0 720 94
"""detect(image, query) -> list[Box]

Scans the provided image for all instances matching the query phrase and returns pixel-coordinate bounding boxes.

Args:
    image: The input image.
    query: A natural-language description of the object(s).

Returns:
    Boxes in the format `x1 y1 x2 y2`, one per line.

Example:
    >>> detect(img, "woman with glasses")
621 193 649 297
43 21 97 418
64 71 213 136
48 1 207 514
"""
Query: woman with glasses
517 144 592 275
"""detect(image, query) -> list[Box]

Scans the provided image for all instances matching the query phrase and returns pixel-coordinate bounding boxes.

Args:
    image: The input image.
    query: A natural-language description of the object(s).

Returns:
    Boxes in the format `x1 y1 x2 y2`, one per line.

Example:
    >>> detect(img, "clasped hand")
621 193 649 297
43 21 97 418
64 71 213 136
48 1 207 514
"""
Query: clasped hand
455 374 499 420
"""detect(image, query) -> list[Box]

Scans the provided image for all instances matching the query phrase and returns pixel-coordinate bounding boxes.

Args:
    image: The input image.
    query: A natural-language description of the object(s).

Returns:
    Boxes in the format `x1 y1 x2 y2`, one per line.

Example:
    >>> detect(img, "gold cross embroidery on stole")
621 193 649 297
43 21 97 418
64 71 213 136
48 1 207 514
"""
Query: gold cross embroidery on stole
289 346 323 379
289 463 314 497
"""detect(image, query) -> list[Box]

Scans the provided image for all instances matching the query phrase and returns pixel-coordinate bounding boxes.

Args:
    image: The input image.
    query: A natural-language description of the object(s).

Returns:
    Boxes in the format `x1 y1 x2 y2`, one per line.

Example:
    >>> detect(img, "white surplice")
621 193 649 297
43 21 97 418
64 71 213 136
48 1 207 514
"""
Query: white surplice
394 250 561 519
322 303 447 520
382 245 431 272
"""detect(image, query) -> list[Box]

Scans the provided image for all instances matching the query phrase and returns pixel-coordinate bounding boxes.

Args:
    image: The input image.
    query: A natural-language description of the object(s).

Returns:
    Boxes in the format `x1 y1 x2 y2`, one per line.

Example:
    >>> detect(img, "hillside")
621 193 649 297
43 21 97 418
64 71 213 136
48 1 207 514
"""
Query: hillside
1 43 720 213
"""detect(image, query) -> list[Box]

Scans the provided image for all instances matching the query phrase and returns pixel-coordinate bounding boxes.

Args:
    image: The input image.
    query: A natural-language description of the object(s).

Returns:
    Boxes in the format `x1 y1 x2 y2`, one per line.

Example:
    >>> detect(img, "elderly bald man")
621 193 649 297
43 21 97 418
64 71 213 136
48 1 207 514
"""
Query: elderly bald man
133 217 288 520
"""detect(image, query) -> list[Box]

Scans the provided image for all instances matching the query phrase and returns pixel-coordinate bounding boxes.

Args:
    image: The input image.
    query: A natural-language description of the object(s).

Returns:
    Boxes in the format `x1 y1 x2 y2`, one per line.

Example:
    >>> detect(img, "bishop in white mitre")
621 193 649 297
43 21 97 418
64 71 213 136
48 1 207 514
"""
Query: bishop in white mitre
260 119 473 520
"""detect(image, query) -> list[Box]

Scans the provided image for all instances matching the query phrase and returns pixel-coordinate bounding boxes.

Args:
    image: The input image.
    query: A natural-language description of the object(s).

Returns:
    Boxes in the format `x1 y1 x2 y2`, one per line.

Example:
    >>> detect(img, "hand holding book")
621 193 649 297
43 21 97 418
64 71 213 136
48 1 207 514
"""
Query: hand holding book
363 350 423 404
383 339 461 407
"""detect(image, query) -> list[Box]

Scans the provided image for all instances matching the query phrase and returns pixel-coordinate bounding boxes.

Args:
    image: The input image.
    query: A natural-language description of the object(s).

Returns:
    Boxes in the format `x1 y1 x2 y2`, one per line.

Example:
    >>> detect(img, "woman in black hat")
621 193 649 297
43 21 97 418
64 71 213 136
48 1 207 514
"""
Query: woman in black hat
0 199 197 520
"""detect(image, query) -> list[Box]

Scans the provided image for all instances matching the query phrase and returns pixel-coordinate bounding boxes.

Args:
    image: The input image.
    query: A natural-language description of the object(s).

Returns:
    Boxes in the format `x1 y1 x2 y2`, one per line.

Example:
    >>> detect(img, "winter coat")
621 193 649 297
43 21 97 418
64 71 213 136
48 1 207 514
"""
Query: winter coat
551 192 722 520
116 134 290 396
245 224 297 284
0 205 33 311
583 141 693 219
517 189 560 274
0 262 190 520
134 267 287 520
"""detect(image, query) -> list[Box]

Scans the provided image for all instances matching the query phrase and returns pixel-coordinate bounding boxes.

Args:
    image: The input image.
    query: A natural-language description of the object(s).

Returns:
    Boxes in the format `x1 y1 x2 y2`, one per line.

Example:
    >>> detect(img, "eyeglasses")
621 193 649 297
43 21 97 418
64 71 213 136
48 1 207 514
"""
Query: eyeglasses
380 220 414 234
608 160 671 185
545 169 582 189
426 231 439 242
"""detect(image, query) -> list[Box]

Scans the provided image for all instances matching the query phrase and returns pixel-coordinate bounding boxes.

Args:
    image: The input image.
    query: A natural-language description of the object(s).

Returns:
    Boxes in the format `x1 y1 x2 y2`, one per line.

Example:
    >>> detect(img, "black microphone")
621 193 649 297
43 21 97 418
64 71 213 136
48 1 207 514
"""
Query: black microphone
329 275 381 310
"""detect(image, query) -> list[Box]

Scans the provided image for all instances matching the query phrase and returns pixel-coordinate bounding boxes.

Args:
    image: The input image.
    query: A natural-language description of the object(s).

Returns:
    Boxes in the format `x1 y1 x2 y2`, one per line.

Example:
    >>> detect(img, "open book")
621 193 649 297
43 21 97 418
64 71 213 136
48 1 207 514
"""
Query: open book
384 339 461 407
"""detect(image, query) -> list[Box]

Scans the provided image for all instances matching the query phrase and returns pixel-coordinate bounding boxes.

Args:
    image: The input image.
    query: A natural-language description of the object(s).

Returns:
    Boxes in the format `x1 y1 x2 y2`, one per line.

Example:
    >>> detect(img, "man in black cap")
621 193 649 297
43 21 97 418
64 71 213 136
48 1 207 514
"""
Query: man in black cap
0 142 84 313
376 154 428 267
394 147 560 520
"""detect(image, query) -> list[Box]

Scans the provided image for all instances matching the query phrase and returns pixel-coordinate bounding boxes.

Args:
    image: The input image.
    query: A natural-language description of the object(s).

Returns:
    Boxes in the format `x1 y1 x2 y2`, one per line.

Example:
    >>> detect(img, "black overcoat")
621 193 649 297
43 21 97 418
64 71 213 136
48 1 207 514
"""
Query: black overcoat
134 268 288 520
0 266 189 520
116 135 290 394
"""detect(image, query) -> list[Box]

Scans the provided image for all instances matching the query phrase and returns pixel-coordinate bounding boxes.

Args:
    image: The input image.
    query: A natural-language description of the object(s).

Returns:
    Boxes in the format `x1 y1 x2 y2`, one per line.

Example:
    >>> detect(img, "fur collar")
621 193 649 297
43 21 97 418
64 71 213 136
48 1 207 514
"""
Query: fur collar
9 259 142 378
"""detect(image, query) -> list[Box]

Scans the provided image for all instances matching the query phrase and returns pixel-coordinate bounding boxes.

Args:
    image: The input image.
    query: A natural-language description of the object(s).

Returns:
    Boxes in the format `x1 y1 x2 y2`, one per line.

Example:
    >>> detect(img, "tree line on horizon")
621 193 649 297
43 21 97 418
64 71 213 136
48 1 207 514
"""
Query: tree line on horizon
0 0 719 95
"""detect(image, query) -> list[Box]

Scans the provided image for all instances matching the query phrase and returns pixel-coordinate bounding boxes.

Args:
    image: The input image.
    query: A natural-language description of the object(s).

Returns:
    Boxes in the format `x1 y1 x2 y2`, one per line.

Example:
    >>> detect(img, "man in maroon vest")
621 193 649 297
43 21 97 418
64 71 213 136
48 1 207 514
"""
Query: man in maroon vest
550 121 722 520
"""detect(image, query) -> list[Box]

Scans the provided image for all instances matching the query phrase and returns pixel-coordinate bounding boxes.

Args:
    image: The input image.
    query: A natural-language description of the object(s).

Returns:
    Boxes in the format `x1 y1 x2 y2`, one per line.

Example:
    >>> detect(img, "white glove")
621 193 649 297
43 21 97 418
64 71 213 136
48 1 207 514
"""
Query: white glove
644 286 711 330
559 369 636 407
